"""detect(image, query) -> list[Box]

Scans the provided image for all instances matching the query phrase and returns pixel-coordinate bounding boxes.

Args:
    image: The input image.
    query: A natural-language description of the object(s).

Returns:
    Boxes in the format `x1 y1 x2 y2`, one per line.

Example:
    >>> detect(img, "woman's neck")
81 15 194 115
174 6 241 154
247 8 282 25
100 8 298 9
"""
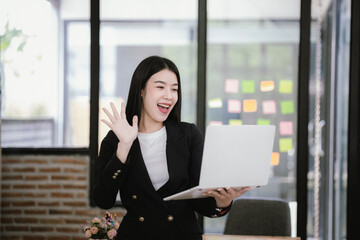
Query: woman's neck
138 119 164 133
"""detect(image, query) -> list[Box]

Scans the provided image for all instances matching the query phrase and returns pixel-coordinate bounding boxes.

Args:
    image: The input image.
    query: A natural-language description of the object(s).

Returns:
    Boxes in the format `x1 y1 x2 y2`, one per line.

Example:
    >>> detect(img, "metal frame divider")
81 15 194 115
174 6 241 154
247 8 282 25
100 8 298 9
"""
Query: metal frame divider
197 0 207 137
196 0 207 230
296 0 311 239
89 0 100 206
347 0 360 239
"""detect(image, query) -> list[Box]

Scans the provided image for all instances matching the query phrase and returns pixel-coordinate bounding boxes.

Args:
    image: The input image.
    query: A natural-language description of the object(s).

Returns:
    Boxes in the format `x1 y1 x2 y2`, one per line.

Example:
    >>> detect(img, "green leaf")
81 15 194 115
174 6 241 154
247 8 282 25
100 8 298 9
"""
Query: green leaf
0 41 10 51
17 41 26 51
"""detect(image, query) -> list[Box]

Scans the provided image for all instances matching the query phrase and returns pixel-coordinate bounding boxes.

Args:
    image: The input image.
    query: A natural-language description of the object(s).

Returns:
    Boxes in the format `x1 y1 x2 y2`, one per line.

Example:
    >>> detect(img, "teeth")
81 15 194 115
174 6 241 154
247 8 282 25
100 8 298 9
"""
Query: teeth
158 104 170 108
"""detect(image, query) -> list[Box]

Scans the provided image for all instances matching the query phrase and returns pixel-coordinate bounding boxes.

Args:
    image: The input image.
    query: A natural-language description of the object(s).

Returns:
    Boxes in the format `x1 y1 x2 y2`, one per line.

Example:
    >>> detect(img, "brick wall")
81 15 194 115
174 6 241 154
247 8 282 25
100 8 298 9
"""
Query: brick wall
0 155 126 240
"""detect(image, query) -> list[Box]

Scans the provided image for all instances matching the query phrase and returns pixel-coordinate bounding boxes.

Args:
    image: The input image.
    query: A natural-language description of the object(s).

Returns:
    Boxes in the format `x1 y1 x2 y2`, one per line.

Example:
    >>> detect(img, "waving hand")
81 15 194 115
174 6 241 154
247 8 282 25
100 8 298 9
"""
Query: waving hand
101 102 138 163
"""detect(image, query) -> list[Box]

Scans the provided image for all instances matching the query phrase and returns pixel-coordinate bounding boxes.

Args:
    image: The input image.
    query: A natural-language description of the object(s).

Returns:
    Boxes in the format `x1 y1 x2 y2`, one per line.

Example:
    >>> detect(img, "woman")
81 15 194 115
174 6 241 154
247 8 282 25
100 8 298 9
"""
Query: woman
93 56 251 240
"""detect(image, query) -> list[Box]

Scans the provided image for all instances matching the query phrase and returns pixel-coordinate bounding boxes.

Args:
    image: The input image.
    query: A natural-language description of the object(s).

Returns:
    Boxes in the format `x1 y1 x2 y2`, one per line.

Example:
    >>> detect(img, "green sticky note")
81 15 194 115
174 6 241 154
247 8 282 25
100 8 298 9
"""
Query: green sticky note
257 119 271 125
208 98 223 108
242 80 255 93
279 80 293 93
281 101 294 114
229 119 243 125
279 138 293 152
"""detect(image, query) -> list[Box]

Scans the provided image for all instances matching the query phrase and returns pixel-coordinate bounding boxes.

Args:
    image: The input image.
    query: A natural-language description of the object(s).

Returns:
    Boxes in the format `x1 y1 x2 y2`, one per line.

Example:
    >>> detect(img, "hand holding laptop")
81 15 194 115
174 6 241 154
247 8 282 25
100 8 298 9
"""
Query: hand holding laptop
203 186 252 208
163 125 275 201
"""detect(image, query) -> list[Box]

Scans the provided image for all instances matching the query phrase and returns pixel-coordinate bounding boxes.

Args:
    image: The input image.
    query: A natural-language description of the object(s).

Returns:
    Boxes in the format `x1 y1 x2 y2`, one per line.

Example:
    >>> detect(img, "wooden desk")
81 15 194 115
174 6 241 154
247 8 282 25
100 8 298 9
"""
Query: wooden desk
203 234 301 240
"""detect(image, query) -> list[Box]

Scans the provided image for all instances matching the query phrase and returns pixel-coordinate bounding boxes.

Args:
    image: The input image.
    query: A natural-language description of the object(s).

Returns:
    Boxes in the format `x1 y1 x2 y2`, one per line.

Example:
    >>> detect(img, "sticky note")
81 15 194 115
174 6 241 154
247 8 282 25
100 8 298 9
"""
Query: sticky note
279 138 293 152
209 121 223 126
257 119 271 125
242 80 255 93
262 100 277 114
243 99 257 112
209 98 223 108
271 152 280 166
281 101 294 114
280 121 293 135
225 79 239 93
229 119 243 125
260 81 275 92
228 99 241 113
279 80 293 93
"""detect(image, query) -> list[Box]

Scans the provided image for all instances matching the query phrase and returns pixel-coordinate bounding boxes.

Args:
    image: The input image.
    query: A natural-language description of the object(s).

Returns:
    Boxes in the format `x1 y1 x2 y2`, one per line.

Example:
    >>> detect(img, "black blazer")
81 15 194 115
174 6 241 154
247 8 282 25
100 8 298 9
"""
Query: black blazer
93 121 228 240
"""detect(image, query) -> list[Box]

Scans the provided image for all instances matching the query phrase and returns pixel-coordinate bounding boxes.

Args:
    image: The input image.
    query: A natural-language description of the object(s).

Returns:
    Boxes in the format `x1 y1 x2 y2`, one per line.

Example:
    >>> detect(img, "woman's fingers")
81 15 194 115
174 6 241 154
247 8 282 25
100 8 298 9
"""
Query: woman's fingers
110 102 121 120
205 186 252 199
225 187 236 196
120 102 126 119
205 189 226 199
217 188 230 197
132 115 138 129
101 119 113 129
233 187 252 197
102 107 116 123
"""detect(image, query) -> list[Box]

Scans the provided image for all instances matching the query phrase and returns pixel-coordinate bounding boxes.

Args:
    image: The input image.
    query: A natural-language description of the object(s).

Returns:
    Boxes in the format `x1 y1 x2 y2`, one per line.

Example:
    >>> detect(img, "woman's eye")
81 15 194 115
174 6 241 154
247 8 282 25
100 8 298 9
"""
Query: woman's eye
172 89 178 92
157 86 164 89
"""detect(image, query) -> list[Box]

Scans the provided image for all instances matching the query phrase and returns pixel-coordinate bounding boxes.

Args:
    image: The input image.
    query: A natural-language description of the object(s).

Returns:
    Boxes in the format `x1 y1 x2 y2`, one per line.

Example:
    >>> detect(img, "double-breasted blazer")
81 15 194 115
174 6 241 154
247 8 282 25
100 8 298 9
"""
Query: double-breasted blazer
93 120 229 240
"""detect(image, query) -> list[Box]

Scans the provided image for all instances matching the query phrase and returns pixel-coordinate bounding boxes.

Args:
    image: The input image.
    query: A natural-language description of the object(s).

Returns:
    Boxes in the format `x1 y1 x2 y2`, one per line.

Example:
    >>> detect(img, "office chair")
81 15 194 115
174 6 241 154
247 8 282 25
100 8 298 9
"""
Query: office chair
224 197 291 236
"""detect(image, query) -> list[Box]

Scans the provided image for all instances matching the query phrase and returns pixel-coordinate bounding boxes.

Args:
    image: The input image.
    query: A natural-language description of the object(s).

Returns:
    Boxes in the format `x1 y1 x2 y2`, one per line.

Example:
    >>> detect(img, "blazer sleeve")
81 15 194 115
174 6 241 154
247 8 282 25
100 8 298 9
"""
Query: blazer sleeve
93 130 131 209
187 124 232 218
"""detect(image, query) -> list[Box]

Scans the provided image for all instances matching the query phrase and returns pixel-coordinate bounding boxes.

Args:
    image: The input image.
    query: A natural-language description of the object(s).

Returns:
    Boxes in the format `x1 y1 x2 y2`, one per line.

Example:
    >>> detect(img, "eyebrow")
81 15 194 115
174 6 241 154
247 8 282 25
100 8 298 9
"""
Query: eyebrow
154 80 178 86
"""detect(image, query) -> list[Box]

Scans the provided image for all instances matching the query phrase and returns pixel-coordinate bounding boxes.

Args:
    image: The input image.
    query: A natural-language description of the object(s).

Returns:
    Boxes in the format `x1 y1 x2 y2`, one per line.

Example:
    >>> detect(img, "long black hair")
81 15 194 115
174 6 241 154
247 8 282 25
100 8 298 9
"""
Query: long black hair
125 56 182 125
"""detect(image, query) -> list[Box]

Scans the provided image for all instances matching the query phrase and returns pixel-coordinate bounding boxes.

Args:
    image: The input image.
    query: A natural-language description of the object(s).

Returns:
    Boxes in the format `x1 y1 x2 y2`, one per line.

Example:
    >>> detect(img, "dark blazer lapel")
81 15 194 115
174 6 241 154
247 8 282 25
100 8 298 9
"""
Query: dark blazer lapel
129 138 158 194
130 129 183 202
157 121 188 197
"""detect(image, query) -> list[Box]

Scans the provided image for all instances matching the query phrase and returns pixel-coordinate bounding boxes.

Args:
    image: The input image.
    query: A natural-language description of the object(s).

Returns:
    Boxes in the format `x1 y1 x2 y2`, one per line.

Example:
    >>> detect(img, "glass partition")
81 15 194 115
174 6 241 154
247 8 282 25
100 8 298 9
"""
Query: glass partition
205 0 300 235
0 0 90 147
99 0 198 144
307 0 350 239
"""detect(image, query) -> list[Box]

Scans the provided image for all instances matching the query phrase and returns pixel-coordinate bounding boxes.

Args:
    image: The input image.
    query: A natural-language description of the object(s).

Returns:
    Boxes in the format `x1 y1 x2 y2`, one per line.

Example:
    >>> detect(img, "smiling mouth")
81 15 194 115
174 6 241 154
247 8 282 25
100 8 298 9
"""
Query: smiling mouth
157 103 171 113
158 103 170 109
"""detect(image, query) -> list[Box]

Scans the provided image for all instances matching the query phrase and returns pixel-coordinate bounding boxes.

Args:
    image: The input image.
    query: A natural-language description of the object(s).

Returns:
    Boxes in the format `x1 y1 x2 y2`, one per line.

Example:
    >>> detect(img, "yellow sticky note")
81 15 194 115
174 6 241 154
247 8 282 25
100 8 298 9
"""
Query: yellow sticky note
229 119 243 125
243 99 257 112
208 98 223 108
257 119 270 125
261 81 275 92
279 138 293 152
271 152 280 166
279 80 293 93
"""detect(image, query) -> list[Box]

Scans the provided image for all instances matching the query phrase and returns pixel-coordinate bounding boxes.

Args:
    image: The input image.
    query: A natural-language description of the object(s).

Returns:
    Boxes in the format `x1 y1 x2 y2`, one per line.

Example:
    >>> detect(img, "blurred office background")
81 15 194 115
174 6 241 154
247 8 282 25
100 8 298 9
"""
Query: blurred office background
1 0 358 239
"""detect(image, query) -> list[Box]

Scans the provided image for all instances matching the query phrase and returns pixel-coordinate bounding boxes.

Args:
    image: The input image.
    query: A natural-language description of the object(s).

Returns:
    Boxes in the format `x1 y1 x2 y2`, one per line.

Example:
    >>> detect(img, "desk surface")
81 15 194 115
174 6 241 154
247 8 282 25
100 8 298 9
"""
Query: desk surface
203 234 301 240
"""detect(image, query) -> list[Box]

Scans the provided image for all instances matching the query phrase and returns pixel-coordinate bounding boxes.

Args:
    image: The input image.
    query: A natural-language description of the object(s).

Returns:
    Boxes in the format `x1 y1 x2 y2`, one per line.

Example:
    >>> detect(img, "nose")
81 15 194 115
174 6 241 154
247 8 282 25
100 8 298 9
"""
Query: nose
164 88 173 99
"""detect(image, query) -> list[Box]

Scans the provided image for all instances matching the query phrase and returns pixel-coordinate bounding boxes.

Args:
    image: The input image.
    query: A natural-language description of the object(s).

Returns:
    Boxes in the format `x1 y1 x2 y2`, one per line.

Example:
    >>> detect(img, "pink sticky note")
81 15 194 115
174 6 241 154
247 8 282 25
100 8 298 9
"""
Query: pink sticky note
280 121 293 135
225 79 239 93
262 100 276 114
209 121 223 126
228 99 241 113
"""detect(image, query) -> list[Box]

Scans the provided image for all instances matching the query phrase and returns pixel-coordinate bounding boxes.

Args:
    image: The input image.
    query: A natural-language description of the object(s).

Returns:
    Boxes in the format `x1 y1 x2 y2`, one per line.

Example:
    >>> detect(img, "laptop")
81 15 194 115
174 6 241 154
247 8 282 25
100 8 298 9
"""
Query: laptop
163 125 275 201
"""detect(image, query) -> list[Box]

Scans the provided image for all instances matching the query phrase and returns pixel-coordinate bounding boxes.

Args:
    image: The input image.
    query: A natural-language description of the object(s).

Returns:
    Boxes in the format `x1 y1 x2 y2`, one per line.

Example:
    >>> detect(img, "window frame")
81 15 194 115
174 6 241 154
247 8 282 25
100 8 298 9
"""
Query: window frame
3 0 360 238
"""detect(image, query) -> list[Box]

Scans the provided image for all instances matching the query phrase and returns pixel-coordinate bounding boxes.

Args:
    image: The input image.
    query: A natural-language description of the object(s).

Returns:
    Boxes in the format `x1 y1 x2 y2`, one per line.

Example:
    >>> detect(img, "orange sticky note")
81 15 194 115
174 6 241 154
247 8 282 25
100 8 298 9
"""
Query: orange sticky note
261 81 275 92
271 152 280 166
243 99 257 112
